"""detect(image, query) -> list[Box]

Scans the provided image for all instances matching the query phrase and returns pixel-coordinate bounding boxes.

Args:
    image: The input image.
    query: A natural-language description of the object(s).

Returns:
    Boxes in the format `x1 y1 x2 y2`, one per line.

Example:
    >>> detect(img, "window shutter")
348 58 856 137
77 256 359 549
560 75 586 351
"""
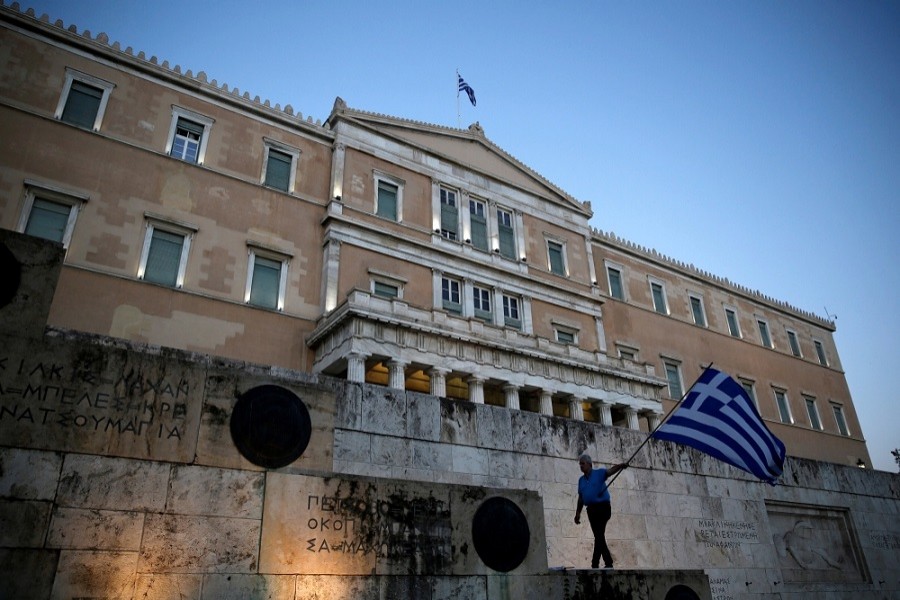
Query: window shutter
25 199 70 243
250 256 281 309
265 150 292 192
61 81 102 128
377 181 397 220
144 229 184 287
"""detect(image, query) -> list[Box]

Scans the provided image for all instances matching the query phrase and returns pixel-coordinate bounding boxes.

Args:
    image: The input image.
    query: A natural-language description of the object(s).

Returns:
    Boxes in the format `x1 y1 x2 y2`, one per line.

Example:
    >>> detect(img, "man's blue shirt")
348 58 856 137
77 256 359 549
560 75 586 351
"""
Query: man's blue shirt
578 467 610 504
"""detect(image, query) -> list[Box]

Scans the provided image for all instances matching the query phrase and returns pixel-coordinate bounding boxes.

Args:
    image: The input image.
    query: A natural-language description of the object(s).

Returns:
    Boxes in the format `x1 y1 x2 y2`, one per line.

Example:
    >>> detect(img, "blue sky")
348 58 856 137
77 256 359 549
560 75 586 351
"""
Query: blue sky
21 1 899 471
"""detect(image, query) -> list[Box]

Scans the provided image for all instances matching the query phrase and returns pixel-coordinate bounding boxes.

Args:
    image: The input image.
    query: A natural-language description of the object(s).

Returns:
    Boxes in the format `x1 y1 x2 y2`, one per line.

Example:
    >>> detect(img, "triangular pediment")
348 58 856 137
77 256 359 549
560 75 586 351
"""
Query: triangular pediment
328 101 591 217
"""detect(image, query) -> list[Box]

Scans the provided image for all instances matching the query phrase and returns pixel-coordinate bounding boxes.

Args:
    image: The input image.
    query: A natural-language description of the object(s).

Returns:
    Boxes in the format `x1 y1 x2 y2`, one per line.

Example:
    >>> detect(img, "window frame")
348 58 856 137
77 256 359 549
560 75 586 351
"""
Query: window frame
441 276 462 315
16 181 88 249
689 292 707 327
137 215 197 289
831 403 850 436
54 68 115 131
663 359 683 400
738 378 760 412
165 106 214 165
438 186 460 241
495 206 516 259
467 197 489 251
546 237 568 276
261 139 300 193
756 317 774 349
374 171 404 222
605 262 625 301
553 320 579 345
649 277 669 315
502 293 522 329
774 389 793 424
244 244 290 311
724 306 742 338
813 339 829 366
472 285 493 322
368 269 406 300
804 395 822 430
786 328 802 357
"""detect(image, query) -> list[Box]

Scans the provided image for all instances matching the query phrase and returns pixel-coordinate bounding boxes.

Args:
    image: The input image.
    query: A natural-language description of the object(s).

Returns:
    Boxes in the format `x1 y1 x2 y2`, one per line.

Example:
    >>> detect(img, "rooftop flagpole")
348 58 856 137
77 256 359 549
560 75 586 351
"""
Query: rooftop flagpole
456 69 460 128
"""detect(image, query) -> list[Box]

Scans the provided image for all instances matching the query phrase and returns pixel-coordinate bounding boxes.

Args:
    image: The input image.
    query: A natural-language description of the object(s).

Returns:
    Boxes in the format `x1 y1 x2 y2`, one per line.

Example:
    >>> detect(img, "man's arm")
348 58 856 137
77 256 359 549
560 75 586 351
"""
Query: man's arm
574 495 584 524
604 463 628 479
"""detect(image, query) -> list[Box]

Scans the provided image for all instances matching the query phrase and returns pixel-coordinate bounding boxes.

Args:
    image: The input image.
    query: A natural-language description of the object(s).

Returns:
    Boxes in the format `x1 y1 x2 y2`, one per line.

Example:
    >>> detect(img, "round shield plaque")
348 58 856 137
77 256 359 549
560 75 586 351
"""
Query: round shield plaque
229 384 312 468
472 496 530 572
0 243 21 309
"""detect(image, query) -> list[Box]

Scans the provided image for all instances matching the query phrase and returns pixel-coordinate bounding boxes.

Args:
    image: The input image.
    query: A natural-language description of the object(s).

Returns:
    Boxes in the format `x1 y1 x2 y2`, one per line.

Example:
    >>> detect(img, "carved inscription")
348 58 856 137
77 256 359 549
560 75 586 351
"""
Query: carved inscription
868 531 899 550
303 491 452 567
697 519 759 549
0 352 192 454
708 576 734 600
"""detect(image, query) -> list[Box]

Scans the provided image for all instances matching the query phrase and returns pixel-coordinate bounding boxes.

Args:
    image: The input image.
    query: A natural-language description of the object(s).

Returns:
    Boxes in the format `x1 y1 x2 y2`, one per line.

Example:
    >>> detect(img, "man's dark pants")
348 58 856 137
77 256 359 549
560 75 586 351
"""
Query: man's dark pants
586 501 613 568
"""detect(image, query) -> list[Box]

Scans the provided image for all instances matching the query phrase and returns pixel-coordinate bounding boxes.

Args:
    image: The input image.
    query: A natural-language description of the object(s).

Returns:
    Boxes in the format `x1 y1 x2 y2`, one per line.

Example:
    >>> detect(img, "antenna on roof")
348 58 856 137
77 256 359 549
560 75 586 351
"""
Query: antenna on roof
824 306 837 321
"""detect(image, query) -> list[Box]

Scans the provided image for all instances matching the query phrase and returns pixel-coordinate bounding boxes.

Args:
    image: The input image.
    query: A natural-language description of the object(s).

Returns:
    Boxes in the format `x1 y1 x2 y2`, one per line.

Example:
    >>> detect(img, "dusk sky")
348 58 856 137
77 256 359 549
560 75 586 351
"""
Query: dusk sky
20 1 900 471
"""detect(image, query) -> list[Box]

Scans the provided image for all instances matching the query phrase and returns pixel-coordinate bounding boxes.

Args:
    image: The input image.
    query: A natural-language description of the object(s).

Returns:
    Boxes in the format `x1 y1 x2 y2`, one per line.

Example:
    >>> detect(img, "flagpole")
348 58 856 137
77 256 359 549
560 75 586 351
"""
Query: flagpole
602 363 714 491
456 69 460 128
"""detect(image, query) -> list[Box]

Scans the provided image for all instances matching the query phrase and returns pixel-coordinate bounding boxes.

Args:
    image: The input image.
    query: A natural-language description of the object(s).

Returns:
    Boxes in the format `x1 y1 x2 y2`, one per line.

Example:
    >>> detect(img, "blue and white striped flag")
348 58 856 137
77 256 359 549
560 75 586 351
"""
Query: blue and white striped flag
458 74 476 106
653 367 786 484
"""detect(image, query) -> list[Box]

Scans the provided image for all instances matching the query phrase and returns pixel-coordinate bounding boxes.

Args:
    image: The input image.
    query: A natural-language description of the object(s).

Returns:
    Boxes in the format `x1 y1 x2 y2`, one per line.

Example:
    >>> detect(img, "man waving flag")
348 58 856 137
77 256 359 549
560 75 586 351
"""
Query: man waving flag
653 367 786 484
458 72 476 106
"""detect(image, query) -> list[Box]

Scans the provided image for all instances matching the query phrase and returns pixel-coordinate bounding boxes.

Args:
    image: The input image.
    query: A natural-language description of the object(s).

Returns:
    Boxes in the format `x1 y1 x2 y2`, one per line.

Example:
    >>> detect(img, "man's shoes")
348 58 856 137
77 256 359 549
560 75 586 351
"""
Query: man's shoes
602 564 614 569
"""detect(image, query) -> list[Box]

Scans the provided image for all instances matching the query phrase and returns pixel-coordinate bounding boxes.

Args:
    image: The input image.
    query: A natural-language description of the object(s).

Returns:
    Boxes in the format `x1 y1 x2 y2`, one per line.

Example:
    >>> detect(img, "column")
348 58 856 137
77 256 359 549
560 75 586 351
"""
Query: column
346 352 369 383
503 384 520 410
428 366 450 397
321 239 341 312
625 407 640 430
569 395 585 421
387 359 408 390
647 411 663 430
467 375 485 404
596 400 612 426
539 390 554 416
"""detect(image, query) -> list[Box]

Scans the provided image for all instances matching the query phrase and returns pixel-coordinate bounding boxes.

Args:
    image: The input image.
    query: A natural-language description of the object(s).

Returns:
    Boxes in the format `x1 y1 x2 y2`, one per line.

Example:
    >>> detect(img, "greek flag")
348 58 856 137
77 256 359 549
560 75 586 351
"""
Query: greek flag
458 74 476 106
653 367 786 484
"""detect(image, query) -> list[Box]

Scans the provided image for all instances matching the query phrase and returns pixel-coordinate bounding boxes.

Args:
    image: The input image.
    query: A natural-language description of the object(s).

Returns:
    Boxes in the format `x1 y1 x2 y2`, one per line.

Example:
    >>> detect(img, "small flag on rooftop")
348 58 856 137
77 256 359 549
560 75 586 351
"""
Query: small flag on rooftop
652 367 786 484
458 73 476 106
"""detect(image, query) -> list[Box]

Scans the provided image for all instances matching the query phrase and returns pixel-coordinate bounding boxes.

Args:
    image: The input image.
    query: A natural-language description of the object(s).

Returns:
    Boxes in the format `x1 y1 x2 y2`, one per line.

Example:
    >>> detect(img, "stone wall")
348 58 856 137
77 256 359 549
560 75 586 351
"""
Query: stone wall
0 228 896 599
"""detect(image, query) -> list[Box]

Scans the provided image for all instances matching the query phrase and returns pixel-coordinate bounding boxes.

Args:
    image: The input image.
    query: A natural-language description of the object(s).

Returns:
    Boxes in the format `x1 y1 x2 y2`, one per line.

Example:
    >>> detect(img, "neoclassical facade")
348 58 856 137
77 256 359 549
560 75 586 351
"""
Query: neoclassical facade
0 3 869 467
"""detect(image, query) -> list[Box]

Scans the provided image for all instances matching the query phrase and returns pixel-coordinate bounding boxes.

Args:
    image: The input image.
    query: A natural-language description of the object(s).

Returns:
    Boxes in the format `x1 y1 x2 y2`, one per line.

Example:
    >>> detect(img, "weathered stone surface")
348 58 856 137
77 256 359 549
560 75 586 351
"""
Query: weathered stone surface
475 403 513 450
510 409 543 455
407 391 440 441
56 454 169 511
0 548 59 600
440 398 477 445
0 448 62 499
167 464 264 518
0 229 63 340
200 573 296 599
133 573 203 600
362 386 406 436
50 550 139 599
195 371 334 472
47 506 144 550
138 513 261 573
0 499 51 546
0 334 204 462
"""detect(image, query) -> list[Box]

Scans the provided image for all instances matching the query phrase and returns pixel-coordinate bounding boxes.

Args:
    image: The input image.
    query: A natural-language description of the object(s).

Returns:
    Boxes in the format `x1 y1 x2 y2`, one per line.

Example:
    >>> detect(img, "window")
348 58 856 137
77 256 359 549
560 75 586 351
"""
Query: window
469 199 488 251
262 141 299 192
502 294 521 329
804 396 822 430
757 319 773 348
55 69 114 131
138 218 195 288
617 345 638 361
166 107 213 165
245 248 288 311
473 286 492 321
814 340 828 366
373 281 399 299
606 265 624 300
650 280 668 314
689 294 706 327
17 182 86 248
664 361 683 399
374 172 403 221
441 277 461 314
739 379 759 412
555 329 576 345
787 330 802 357
831 403 849 436
440 187 459 240
725 307 741 338
547 240 567 275
774 390 793 424
496 208 515 259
